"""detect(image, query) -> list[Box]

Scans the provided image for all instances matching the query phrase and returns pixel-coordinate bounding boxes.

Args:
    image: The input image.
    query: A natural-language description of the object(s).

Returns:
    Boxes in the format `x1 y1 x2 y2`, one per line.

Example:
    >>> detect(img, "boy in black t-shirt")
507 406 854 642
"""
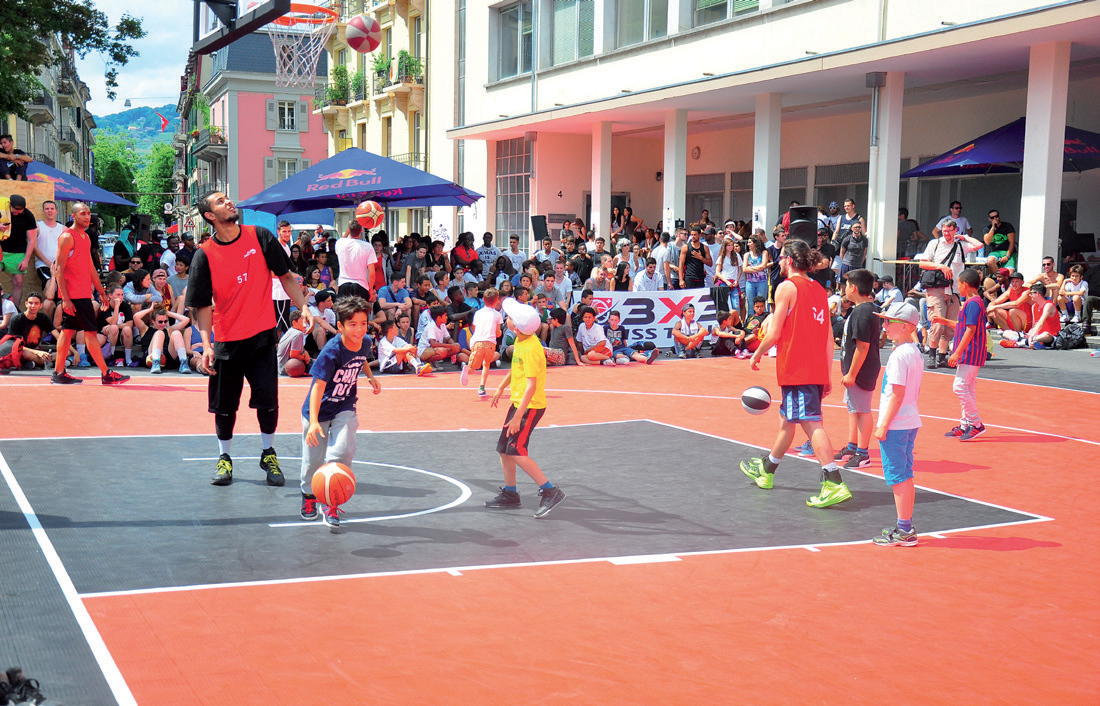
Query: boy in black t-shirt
95 284 136 366
711 309 748 358
741 297 769 354
838 269 882 470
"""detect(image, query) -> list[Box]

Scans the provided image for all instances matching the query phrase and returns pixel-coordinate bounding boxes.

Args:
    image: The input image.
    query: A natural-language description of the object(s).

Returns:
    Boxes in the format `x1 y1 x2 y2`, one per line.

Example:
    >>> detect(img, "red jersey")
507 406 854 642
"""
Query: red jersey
776 275 831 386
199 225 278 342
60 227 93 298
1029 301 1060 338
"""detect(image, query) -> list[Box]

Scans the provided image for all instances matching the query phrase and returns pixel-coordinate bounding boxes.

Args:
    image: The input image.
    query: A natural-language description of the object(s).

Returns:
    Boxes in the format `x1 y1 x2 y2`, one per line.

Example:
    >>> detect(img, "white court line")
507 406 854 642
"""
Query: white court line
0 448 137 706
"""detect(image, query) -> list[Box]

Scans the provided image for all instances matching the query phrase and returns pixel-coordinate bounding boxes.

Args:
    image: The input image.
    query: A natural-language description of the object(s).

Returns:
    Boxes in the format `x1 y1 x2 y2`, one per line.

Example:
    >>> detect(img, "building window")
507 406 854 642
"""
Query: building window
499 0 533 79
694 0 758 27
551 0 594 65
413 16 422 58
338 48 348 66
278 158 298 181
495 137 531 249
277 100 296 131
616 0 668 48
382 117 391 157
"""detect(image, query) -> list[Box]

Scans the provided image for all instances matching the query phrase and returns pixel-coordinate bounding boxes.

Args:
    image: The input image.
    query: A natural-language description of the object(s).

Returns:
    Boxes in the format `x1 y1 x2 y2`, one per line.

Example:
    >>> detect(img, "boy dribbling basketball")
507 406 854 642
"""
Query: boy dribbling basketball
486 298 566 518
300 296 381 528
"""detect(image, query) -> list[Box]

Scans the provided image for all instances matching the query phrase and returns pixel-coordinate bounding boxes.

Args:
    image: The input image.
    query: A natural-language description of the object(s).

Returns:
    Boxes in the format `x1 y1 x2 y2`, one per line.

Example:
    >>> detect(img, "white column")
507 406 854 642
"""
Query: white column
662 109 687 232
591 121 612 241
592 0 609 55
752 93 781 233
1018 41 1071 277
866 71 904 272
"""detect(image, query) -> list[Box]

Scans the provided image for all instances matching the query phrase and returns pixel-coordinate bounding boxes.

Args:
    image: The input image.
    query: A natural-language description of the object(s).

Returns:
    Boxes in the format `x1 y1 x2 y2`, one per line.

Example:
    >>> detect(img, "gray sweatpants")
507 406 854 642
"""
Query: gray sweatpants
300 410 358 495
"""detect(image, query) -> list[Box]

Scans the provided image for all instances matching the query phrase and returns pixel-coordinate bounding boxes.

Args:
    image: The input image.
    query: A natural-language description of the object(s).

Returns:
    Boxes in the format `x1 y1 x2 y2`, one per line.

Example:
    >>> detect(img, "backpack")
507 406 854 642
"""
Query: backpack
0 334 24 370
1053 323 1086 350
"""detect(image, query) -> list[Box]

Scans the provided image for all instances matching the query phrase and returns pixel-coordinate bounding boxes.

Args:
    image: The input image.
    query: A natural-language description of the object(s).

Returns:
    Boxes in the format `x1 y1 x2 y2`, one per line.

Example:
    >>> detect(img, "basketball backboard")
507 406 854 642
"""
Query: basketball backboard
192 0 290 55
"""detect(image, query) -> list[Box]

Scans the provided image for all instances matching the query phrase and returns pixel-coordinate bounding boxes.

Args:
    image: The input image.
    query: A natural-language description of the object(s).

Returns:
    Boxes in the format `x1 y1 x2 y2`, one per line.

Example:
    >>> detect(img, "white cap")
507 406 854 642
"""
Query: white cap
502 298 541 336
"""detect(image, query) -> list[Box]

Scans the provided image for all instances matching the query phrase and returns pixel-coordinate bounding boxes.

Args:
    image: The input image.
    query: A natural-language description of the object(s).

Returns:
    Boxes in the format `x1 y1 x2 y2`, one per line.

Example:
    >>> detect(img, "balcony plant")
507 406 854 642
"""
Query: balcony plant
396 50 412 82
351 68 367 100
370 52 390 77
327 65 350 105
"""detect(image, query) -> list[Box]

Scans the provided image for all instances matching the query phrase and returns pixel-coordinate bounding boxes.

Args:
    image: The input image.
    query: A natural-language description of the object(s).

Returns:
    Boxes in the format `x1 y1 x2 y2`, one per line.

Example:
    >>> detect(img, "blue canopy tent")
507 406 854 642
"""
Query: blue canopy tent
901 117 1100 178
237 147 482 214
26 161 137 206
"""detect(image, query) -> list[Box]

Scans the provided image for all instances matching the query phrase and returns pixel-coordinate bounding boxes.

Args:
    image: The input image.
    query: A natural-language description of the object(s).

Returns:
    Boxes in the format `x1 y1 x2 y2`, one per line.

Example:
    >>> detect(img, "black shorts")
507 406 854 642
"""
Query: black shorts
337 282 371 302
36 266 51 284
61 298 98 332
496 406 545 457
208 342 279 414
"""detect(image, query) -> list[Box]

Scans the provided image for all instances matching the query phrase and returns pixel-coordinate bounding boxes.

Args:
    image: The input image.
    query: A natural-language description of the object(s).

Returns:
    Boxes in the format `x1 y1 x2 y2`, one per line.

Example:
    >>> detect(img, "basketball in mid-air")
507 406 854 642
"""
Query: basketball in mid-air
312 462 357 507
355 200 384 230
345 14 382 53
741 386 772 415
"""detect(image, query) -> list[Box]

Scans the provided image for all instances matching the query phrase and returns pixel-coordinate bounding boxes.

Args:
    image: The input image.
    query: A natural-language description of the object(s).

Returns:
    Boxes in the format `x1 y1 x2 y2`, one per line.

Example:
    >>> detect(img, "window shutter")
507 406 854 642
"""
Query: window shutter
266 99 277 131
264 157 276 188
297 100 309 132
300 158 312 171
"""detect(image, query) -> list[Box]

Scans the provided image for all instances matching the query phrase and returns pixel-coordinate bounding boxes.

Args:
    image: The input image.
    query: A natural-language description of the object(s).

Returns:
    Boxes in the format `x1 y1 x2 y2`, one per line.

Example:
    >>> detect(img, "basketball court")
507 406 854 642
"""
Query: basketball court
1 348 1097 705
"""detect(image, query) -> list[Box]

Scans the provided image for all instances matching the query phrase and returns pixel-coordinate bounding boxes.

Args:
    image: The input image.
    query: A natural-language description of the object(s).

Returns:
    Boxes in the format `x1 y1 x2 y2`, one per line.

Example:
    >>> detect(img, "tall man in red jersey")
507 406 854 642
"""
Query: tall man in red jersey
186 191 313 486
52 202 130 385
739 238 853 508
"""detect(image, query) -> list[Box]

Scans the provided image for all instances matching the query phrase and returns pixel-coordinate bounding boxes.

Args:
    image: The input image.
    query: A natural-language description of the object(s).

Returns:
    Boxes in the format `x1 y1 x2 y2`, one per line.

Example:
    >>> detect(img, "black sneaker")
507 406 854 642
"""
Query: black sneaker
843 452 871 470
534 486 566 518
211 453 233 485
300 494 319 521
11 675 47 706
260 448 285 486
925 352 939 369
322 504 343 528
959 424 986 442
101 369 130 385
936 352 948 368
51 371 82 384
485 487 521 508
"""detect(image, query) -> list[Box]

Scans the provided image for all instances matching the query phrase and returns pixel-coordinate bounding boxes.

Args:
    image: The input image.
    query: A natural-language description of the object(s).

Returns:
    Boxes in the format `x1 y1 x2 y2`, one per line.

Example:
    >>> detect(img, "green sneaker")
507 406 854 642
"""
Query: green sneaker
211 453 233 486
807 479 852 508
739 457 774 489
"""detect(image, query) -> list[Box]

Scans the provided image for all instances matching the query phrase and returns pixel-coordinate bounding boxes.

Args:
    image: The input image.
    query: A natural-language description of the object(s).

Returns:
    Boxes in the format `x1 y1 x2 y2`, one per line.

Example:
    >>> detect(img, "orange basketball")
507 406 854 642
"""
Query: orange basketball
355 200 384 230
311 462 356 506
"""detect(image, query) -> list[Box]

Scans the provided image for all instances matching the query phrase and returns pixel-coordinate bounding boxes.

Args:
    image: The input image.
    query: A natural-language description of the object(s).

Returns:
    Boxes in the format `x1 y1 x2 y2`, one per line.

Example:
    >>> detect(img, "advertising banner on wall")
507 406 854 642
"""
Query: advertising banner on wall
586 288 720 348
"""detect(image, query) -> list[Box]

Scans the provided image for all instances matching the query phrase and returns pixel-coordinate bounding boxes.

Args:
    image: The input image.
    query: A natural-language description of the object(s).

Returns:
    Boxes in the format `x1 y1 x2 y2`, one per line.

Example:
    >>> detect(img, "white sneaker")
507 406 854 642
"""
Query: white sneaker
459 362 469 386
1071 314 1080 323
601 359 615 366
615 356 629 365
1060 312 1069 323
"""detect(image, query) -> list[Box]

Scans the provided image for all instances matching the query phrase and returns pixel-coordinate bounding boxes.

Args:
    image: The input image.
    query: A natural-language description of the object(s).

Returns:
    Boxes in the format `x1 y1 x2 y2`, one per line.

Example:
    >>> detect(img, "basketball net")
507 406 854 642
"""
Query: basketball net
268 2 339 89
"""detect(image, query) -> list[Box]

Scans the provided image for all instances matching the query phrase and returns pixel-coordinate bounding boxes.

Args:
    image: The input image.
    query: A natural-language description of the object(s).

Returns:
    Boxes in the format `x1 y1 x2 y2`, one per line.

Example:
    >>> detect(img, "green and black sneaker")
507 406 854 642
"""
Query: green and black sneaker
211 453 233 485
739 456 776 489
260 448 285 487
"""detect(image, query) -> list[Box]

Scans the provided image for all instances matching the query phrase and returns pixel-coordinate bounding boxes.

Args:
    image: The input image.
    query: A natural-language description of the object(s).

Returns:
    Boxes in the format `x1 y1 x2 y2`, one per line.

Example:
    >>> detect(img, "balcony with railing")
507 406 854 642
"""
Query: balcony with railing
58 127 78 153
27 92 55 124
58 59 79 106
189 179 227 204
191 128 228 161
381 55 426 96
389 152 425 171
313 81 351 111
33 153 55 168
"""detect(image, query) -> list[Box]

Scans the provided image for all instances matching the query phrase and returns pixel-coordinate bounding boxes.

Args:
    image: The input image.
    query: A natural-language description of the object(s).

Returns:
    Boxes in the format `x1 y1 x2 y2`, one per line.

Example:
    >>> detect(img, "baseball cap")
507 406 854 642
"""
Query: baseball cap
182 233 194 241
828 201 839 209
502 298 541 336
875 301 919 326
998 267 1011 277
879 274 893 284
1010 271 1025 281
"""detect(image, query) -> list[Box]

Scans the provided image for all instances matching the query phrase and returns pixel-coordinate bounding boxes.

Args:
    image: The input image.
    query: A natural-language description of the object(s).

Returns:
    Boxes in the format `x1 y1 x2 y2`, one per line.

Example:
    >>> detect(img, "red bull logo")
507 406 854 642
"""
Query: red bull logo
29 173 67 184
952 143 976 155
1065 137 1099 156
307 169 383 192
317 168 376 180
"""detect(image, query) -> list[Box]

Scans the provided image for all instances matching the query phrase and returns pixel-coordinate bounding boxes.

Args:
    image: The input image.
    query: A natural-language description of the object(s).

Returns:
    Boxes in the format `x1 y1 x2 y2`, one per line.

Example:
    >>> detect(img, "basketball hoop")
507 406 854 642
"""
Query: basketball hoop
268 2 340 89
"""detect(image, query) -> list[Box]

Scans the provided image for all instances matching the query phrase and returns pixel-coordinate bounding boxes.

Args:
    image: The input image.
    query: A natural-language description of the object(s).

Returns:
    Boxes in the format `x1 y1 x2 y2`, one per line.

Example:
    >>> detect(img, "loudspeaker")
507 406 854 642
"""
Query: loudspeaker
788 206 818 245
530 215 548 244
129 213 152 239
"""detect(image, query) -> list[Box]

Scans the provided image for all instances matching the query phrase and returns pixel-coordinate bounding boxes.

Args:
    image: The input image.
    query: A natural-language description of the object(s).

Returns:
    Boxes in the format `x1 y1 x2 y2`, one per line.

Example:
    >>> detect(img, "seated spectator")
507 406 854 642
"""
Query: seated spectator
303 266 324 304
575 306 614 365
463 282 482 311
395 312 415 346
1025 256 1064 303
315 251 336 288
150 268 175 306
514 286 531 304
4 292 53 367
446 285 474 333
572 289 595 323
308 289 339 353
134 304 191 374
672 303 707 358
533 271 563 309
533 293 551 342
741 297 769 354
431 269 453 303
534 237 561 266
584 264 611 291
277 310 312 377
983 267 1011 305
1 133 33 180
610 262 632 291
633 257 663 291
875 275 904 308
605 309 658 364
168 258 190 314
1057 264 1089 324
545 307 583 366
988 272 1029 331
1002 283 1061 349
377 319 422 374
497 280 514 300
454 321 474 365
186 320 213 375
404 243 429 283
489 255 515 287
123 269 162 307
377 273 413 321
0 283 16 334
417 305 461 366
711 309 749 358
96 284 135 367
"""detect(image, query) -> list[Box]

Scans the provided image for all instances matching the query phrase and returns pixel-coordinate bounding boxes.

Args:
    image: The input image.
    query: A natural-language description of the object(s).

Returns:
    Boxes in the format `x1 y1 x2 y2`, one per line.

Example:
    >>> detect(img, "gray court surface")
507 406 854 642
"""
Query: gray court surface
0 421 1041 706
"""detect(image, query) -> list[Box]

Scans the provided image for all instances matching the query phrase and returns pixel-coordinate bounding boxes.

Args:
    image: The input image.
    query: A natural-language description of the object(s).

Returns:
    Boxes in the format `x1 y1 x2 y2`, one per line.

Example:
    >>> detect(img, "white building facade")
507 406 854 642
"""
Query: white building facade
446 0 1100 277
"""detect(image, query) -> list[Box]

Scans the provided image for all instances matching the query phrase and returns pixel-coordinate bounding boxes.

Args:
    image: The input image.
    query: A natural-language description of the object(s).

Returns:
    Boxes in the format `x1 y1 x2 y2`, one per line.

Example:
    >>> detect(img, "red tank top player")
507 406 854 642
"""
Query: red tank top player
1029 300 1060 338
200 225 277 342
776 275 830 386
60 227 93 299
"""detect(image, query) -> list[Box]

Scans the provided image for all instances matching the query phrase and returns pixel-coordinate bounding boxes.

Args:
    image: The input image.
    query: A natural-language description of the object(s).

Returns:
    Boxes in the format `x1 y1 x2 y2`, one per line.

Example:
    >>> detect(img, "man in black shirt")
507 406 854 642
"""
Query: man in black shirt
0 134 32 180
6 292 53 367
1 194 38 306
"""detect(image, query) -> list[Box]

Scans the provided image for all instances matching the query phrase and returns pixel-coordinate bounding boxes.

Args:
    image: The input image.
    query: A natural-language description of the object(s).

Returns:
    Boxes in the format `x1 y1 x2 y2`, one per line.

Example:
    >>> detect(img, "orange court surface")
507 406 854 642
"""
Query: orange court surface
0 353 1097 705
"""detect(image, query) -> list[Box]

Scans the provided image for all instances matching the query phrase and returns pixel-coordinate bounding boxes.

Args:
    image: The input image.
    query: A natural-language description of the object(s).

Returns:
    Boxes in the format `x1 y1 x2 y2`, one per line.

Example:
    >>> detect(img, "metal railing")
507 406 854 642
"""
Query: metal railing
372 56 426 93
58 126 78 152
390 152 426 170
33 153 55 168
29 92 55 113
313 81 349 108
192 128 226 153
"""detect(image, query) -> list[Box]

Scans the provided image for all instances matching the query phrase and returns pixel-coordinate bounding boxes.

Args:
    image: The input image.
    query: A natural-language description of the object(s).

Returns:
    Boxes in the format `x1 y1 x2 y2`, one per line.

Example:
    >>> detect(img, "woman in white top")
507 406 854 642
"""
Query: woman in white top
714 237 744 318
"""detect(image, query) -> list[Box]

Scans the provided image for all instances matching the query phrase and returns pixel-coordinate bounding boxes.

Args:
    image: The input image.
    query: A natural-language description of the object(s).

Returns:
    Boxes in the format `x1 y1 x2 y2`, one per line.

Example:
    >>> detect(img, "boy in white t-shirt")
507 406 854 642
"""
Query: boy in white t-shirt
872 302 925 547
575 306 613 365
459 287 503 396
1058 264 1089 324
377 319 421 374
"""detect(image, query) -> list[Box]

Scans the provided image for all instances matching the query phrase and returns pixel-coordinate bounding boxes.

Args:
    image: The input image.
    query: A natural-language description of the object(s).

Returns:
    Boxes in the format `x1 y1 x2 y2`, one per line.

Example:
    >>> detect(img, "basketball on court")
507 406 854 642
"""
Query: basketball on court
741 386 772 415
285 358 307 377
312 462 356 506
355 200 384 230
345 14 382 53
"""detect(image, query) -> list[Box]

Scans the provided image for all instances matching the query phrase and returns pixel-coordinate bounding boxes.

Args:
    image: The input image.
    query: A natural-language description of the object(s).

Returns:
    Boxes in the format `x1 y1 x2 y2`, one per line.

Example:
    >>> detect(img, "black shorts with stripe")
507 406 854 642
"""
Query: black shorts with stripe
61 298 98 332
496 406 545 457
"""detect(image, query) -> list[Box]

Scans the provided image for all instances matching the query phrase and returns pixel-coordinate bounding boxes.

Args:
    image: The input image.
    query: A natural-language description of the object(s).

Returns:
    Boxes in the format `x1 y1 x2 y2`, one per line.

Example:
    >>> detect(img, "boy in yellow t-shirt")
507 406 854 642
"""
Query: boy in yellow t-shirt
487 298 566 519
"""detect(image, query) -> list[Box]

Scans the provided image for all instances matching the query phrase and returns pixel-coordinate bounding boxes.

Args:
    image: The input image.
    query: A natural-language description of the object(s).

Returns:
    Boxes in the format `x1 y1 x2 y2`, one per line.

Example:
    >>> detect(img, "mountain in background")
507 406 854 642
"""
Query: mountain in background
92 104 180 154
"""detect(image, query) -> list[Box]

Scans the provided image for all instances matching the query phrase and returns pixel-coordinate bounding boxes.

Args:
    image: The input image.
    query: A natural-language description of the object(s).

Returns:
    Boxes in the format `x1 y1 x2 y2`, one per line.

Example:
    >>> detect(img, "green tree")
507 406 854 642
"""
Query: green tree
0 1 145 120
98 159 135 230
136 143 175 226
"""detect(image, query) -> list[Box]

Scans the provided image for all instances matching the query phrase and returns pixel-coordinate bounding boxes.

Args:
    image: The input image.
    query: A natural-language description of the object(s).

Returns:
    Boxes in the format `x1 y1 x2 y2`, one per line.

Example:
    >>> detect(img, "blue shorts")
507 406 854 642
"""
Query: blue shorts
612 345 637 357
779 384 824 422
879 427 918 485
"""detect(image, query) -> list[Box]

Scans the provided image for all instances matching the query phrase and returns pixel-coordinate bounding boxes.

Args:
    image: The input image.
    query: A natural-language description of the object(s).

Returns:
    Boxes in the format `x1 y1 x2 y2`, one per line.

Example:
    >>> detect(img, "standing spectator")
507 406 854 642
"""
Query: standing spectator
160 235 181 272
933 201 973 239
983 209 1016 271
0 134 32 180
743 234 770 309
837 222 869 277
0 194 37 306
33 200 64 300
477 232 501 270
765 228 787 307
288 244 308 274
896 208 927 259
335 221 377 300
914 219 984 368
933 268 988 441
620 206 644 244
832 198 866 249
714 237 742 314
504 234 527 271
650 232 671 289
678 226 711 290
175 232 198 267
